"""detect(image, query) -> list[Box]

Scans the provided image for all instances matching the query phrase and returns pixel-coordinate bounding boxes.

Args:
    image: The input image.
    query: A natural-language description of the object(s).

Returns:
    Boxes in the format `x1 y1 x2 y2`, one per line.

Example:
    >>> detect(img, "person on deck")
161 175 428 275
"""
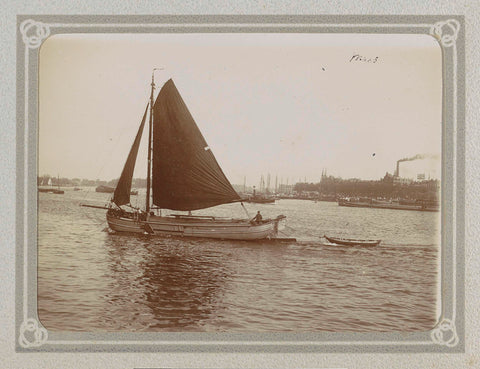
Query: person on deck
251 211 263 224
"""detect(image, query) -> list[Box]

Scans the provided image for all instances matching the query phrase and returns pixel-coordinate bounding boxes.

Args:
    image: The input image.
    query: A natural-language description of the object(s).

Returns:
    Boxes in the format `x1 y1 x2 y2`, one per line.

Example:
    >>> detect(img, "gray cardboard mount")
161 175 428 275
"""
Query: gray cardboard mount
15 15 465 355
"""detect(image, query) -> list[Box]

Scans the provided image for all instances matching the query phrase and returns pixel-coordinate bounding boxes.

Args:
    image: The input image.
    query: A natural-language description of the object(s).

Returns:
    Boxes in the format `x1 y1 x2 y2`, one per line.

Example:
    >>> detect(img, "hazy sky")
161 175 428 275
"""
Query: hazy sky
39 33 442 185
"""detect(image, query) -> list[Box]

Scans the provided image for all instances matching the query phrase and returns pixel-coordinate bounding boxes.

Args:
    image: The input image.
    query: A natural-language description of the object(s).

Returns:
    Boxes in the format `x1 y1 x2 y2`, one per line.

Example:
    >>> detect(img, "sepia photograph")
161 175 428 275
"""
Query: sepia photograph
36 32 443 333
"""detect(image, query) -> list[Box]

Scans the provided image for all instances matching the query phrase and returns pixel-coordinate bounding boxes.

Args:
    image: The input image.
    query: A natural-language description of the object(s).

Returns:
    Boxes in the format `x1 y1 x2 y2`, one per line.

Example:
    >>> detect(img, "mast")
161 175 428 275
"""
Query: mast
146 68 165 213
146 71 155 212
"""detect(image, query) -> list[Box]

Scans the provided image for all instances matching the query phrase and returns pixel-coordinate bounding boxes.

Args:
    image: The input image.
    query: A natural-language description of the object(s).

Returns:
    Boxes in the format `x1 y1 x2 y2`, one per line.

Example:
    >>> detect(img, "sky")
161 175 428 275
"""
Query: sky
39 33 442 186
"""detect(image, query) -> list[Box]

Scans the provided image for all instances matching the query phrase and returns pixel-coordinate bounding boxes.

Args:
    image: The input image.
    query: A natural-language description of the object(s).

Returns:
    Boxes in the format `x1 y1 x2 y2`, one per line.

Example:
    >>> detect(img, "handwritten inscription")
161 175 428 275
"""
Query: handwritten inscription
350 54 379 63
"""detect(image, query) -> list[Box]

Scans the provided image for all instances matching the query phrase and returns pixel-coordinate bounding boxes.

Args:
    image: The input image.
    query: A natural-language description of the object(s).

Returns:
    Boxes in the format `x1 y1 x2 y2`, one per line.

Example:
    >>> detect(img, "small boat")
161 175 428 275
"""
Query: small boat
324 235 381 247
54 175 64 194
338 198 439 212
245 186 275 204
38 175 64 194
96 185 137 195
245 195 275 204
99 73 286 240
38 188 64 194
96 185 115 193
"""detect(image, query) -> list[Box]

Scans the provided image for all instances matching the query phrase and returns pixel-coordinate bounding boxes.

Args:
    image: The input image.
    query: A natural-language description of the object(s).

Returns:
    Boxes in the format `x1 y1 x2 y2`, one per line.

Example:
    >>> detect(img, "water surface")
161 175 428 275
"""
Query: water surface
38 189 440 332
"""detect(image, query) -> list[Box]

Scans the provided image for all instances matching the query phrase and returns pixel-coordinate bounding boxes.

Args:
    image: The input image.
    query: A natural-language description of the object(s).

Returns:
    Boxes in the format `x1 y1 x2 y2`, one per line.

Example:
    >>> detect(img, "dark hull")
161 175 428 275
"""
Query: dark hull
245 197 276 204
96 185 115 193
96 185 138 195
338 200 439 212
38 188 64 194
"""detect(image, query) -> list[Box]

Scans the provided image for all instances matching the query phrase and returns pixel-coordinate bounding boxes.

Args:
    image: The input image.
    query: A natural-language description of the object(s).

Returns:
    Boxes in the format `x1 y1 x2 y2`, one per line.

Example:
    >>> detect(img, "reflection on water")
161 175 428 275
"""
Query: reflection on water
106 236 230 331
38 189 440 332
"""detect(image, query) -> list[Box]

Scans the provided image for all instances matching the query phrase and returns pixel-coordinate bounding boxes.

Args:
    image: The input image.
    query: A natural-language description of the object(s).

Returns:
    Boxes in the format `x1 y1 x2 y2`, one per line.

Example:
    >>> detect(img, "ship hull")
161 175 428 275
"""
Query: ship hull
106 213 285 240
338 200 439 212
245 198 276 204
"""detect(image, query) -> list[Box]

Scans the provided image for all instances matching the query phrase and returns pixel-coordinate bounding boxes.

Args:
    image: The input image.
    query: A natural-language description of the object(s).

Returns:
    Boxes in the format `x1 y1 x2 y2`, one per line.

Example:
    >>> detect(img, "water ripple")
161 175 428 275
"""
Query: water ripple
38 191 440 332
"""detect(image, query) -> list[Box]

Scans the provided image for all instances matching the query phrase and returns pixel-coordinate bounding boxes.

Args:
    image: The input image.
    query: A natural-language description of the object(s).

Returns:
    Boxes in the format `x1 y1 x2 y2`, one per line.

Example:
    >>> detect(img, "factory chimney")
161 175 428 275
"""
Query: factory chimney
394 153 439 178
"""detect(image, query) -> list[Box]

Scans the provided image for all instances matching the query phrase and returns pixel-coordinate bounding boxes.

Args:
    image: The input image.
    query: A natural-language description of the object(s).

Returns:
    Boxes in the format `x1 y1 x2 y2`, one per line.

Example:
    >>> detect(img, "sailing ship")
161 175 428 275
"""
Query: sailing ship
38 176 64 194
104 73 286 240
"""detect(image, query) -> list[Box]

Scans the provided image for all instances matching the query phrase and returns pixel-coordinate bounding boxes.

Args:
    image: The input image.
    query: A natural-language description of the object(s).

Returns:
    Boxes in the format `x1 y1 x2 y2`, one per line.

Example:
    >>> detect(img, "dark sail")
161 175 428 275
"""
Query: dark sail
152 79 241 211
113 104 149 206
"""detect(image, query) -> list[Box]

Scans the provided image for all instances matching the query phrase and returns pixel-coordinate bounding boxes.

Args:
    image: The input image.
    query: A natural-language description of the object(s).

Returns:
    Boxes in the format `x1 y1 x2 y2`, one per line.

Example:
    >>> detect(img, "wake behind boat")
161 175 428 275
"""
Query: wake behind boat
94 72 286 240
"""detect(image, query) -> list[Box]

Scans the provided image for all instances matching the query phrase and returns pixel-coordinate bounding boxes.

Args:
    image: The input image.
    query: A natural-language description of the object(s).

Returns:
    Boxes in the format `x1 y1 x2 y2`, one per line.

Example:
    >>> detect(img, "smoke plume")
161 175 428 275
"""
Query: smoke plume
398 153 440 163
395 153 440 177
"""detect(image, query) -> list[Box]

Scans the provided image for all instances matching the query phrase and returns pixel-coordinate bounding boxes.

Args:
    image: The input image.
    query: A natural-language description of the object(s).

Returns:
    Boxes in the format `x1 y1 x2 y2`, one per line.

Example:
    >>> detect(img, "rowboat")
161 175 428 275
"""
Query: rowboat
324 235 381 247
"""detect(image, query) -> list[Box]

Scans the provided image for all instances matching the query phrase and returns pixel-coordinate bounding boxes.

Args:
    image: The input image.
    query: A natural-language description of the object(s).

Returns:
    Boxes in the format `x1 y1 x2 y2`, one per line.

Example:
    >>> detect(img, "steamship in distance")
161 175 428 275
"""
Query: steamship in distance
338 198 439 212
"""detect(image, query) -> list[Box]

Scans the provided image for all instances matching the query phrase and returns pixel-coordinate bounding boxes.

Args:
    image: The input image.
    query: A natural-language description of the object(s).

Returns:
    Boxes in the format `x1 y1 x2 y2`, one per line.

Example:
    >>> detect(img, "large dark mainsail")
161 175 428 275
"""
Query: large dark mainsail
112 104 149 206
151 79 241 211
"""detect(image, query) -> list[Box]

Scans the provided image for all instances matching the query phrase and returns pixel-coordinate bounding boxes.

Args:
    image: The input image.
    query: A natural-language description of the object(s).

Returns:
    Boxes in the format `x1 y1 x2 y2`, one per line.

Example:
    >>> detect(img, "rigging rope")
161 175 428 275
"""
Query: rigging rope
79 201 108 228
277 225 296 238
280 224 324 240
240 202 251 218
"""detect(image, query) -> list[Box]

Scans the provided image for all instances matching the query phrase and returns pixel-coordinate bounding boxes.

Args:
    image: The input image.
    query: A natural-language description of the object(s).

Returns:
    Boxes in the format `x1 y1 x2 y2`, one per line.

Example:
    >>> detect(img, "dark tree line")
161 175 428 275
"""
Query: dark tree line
294 175 439 201
37 176 148 188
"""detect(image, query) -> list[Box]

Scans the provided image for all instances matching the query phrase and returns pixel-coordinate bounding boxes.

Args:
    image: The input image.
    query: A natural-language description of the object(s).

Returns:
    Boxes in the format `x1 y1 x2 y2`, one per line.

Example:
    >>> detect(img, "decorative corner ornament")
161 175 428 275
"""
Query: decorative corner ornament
429 19 460 48
20 19 50 49
18 318 48 348
430 318 459 347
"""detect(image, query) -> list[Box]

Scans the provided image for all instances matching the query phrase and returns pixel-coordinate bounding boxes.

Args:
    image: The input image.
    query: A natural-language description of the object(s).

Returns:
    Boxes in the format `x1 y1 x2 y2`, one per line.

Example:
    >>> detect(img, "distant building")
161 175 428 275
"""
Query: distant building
382 172 394 183
278 184 294 194
393 176 413 185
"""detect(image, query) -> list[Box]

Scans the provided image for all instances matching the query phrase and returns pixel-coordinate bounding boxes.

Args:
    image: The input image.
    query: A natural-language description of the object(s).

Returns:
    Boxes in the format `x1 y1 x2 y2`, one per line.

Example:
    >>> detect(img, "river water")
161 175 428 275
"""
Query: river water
38 188 440 332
